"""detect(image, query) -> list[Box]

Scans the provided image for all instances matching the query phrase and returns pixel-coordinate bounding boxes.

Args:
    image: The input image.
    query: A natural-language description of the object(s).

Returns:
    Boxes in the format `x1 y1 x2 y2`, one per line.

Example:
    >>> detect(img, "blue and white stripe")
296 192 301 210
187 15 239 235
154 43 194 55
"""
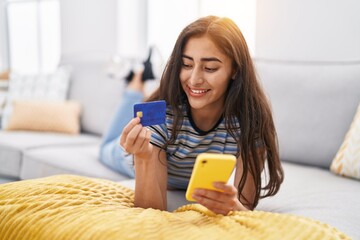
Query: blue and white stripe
148 105 240 190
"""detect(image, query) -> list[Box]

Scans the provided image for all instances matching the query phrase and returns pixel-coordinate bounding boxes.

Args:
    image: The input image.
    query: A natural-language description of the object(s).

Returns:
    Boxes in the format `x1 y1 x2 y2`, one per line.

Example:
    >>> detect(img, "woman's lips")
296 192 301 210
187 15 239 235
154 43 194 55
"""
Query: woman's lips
187 86 210 97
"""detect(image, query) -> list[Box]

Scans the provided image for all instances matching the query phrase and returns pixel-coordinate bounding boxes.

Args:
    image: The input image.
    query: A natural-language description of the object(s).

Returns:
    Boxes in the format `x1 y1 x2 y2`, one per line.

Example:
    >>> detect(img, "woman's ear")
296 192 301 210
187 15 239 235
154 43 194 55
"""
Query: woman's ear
231 70 238 80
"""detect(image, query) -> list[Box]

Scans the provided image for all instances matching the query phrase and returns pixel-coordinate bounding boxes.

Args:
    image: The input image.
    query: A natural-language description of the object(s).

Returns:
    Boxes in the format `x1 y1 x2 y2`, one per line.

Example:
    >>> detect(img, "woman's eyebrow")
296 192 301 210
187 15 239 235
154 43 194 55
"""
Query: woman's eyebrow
182 54 222 63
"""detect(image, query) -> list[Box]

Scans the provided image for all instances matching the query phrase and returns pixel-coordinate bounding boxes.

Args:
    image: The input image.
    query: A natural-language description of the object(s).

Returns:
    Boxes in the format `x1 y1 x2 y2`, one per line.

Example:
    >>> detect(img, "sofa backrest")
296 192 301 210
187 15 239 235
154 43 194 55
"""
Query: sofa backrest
256 60 360 168
255 0 360 168
64 60 125 136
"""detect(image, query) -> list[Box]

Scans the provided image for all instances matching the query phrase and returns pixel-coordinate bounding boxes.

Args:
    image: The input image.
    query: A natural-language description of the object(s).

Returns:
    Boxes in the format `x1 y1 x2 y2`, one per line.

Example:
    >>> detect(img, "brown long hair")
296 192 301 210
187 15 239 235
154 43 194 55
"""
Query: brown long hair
147 16 283 209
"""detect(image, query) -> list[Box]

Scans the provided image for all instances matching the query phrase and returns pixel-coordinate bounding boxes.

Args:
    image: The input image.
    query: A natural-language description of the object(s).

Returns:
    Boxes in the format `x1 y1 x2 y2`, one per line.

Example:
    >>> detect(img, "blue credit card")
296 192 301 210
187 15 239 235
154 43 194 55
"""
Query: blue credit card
133 100 166 126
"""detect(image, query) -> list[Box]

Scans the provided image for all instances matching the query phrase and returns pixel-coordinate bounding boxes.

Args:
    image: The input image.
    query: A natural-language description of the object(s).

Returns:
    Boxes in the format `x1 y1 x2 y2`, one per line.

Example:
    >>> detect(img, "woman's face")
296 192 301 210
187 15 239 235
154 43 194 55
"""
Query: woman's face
180 35 234 114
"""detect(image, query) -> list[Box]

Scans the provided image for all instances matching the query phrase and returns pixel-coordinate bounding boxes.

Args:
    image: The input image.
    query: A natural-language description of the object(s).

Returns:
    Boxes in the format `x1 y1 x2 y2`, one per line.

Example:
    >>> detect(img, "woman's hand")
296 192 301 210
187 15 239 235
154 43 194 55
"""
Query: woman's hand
120 117 153 158
192 182 249 215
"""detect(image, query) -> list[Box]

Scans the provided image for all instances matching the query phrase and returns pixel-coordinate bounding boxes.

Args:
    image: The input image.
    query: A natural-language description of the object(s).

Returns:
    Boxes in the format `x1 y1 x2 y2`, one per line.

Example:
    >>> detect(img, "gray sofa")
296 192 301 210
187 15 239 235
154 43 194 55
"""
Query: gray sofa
0 61 129 182
0 59 359 239
255 60 360 239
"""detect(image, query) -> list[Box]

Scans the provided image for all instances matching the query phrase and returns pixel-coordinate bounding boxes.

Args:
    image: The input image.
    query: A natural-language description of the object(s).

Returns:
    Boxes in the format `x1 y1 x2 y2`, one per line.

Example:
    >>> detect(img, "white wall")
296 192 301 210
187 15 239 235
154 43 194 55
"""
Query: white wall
199 0 257 57
59 0 257 64
117 0 147 59
5 0 360 67
147 0 199 61
60 0 117 62
147 0 257 62
255 0 360 62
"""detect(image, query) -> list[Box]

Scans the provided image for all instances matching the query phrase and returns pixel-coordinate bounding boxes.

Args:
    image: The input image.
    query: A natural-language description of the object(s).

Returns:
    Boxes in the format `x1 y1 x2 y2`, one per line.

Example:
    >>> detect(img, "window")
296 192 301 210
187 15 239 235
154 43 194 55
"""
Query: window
4 0 60 74
0 0 8 72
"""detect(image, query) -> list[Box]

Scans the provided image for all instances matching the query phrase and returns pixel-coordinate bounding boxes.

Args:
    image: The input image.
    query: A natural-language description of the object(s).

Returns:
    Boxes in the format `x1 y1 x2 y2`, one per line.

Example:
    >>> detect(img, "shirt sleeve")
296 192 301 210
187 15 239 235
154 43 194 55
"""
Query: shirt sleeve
147 123 168 150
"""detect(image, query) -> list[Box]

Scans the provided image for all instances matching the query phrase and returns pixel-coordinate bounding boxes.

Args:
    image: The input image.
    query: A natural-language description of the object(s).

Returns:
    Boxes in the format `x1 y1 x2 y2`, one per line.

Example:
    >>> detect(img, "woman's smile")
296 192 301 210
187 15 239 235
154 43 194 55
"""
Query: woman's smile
187 85 211 97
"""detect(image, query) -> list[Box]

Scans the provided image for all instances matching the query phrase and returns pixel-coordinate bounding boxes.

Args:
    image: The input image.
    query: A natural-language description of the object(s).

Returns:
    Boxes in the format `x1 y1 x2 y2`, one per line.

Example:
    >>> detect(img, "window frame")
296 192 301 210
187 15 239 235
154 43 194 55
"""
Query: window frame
2 0 61 74
0 0 10 71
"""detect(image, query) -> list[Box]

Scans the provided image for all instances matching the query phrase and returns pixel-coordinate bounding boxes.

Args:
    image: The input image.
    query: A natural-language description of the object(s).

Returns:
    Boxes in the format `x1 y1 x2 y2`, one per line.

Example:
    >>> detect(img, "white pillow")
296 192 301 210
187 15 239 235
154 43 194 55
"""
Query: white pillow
1 66 71 129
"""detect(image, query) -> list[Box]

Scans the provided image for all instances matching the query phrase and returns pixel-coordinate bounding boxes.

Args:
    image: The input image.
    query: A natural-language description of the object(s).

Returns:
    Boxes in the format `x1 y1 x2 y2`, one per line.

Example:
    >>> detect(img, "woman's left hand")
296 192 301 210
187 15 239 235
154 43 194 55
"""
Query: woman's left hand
192 182 249 215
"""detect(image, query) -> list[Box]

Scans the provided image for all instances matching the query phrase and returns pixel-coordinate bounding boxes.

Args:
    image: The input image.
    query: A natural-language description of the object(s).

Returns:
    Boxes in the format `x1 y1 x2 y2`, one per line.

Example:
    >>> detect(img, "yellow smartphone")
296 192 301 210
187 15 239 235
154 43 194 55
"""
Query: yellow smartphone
185 153 236 202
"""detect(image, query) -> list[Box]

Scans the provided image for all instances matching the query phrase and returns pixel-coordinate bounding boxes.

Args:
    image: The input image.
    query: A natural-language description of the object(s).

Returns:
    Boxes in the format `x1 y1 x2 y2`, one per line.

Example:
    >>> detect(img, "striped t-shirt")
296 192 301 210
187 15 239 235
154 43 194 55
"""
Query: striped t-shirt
148 105 240 190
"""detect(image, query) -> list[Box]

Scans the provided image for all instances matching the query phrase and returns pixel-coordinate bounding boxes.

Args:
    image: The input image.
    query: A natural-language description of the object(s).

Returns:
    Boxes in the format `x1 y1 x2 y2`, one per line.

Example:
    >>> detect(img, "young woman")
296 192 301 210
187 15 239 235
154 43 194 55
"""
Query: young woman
101 16 283 215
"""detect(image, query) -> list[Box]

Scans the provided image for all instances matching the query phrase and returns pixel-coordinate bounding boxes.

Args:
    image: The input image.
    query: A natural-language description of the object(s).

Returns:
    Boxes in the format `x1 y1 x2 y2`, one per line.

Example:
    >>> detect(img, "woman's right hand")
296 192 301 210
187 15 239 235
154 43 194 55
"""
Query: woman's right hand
120 117 153 158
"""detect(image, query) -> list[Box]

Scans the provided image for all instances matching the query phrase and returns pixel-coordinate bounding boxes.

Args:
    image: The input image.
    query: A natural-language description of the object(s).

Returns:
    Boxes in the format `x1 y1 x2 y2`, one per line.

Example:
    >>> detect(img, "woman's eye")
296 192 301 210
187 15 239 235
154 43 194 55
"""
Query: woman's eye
205 67 217 72
182 63 192 69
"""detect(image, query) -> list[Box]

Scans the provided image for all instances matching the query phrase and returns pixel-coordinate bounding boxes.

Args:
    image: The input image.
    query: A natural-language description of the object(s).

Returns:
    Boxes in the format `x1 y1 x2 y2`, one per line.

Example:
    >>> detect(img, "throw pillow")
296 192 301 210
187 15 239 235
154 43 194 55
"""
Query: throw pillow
6 100 81 134
1 66 71 129
330 103 360 180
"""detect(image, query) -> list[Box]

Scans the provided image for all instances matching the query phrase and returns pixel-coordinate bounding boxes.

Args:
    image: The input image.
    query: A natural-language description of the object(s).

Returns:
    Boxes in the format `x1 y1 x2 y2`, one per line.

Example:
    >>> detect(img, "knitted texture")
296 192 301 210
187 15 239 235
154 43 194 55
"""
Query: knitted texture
0 175 350 240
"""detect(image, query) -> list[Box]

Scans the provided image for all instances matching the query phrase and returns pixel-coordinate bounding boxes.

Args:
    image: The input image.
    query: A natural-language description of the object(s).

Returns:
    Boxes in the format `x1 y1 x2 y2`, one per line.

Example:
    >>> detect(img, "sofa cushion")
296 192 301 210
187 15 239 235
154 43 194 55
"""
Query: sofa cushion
0 148 21 179
21 144 128 181
1 66 71 129
64 61 125 136
257 161 360 239
6 100 81 134
0 131 100 178
256 61 360 168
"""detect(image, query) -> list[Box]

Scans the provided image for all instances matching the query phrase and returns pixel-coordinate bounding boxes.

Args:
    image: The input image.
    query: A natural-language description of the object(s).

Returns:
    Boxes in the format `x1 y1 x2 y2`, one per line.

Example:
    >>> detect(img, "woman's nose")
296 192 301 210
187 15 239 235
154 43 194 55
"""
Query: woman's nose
189 67 204 86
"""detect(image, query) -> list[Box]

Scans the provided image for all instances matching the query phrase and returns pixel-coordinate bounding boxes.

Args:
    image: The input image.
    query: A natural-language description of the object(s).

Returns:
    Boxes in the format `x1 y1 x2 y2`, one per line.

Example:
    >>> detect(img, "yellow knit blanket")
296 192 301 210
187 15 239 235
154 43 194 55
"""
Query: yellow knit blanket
0 175 349 240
